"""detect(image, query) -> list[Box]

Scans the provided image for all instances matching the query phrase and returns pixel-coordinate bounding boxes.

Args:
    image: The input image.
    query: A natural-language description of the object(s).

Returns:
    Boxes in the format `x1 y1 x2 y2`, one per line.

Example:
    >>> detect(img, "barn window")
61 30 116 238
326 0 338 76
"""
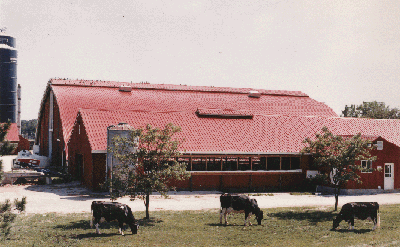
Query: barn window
291 157 300 169
192 157 206 171
361 160 373 173
267 157 280 170
281 157 291 170
207 158 221 171
238 158 251 170
223 157 238 171
251 157 263 170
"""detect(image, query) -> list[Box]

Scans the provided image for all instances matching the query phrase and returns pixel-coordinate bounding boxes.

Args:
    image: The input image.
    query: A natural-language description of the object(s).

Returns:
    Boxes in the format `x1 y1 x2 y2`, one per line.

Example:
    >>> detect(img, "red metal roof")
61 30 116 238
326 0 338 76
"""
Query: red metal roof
47 79 338 145
74 109 400 153
50 79 309 97
3 123 19 142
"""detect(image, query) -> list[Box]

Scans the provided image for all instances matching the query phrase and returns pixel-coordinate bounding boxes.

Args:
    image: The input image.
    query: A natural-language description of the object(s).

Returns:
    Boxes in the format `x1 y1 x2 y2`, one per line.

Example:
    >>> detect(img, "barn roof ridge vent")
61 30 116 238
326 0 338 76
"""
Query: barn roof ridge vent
119 85 132 92
248 90 261 98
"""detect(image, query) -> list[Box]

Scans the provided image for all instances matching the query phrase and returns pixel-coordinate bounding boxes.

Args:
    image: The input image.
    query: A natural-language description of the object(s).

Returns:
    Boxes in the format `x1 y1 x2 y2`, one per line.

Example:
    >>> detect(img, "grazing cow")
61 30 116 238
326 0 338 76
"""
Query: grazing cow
90 201 139 235
332 202 380 231
220 193 263 226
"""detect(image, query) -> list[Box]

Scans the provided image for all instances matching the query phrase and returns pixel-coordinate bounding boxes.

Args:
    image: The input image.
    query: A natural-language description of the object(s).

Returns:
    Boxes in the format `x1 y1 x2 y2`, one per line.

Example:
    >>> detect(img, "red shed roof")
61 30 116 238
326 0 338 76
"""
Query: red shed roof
43 79 338 145
3 123 19 142
73 109 400 154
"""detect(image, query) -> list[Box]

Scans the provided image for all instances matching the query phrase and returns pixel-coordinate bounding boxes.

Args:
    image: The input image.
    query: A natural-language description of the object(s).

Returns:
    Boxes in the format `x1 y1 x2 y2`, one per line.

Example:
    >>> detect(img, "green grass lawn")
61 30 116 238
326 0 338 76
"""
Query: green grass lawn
5 204 400 246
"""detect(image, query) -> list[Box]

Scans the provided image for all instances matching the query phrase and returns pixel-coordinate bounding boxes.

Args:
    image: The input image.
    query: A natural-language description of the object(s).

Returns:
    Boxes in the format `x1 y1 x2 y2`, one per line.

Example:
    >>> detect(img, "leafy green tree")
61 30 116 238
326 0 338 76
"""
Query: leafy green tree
21 119 37 139
342 101 400 119
109 123 190 219
0 121 26 240
301 126 376 211
0 121 14 159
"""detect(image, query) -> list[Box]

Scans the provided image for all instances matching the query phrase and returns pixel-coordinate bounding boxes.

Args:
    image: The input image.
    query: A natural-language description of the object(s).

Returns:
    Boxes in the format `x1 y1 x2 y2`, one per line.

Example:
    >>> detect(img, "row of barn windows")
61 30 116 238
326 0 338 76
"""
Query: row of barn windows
178 156 301 171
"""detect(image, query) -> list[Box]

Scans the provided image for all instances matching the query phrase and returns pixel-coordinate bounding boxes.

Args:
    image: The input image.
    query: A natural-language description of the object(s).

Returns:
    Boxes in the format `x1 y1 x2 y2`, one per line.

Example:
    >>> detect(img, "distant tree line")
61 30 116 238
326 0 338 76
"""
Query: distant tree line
21 119 37 139
342 101 400 119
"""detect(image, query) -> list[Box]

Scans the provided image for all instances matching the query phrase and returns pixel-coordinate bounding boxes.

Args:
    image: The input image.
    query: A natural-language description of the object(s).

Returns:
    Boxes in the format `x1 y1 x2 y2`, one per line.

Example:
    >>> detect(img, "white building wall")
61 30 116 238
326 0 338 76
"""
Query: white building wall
0 155 17 172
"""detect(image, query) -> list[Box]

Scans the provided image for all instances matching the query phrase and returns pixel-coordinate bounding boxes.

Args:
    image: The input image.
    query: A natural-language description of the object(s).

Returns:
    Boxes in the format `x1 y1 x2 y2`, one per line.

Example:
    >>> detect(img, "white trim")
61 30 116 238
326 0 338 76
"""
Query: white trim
384 163 394 190
92 150 107 154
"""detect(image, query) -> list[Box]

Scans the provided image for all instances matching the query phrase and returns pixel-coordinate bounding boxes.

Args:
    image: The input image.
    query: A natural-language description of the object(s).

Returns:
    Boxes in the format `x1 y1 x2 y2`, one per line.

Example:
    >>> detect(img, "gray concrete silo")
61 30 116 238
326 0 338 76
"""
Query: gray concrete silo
0 32 17 123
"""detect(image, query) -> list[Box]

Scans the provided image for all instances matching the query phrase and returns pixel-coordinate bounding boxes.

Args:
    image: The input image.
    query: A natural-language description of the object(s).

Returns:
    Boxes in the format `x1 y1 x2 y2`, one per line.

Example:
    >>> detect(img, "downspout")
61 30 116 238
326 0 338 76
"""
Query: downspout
48 91 54 160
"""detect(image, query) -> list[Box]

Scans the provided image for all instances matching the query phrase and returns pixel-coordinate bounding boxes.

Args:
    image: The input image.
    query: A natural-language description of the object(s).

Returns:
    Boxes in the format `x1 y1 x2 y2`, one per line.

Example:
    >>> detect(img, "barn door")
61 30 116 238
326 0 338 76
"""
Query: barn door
75 154 84 181
384 163 394 190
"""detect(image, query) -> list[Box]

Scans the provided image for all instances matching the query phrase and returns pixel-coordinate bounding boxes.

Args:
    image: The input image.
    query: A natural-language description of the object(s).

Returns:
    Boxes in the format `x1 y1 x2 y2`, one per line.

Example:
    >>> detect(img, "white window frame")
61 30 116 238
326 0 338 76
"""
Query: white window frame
361 160 373 173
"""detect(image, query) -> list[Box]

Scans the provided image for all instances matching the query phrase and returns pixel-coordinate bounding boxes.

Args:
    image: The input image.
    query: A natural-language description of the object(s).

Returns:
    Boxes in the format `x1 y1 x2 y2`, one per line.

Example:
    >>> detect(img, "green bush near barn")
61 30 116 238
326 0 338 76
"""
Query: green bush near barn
4 204 400 246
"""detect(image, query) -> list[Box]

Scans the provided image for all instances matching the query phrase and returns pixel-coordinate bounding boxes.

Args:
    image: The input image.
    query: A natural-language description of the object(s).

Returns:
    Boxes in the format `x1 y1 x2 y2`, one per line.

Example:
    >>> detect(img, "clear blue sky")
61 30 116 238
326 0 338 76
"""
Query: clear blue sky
1 0 399 120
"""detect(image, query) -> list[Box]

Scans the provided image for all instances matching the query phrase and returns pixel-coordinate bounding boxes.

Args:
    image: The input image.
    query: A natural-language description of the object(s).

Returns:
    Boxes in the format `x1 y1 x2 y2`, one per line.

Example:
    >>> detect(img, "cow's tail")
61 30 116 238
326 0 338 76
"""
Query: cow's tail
377 214 381 228
377 205 380 228
376 204 381 228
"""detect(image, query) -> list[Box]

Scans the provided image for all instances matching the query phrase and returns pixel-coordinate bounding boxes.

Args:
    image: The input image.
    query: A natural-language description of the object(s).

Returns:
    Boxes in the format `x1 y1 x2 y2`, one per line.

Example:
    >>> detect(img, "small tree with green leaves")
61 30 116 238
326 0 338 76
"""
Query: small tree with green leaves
0 121 26 240
301 126 376 211
109 123 190 219
21 119 38 139
0 121 14 160
342 101 400 119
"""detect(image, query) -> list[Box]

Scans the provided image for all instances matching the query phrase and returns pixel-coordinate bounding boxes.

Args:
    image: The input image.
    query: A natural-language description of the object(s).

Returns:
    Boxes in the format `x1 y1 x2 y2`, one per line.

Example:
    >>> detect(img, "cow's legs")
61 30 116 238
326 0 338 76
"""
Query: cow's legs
372 215 380 230
348 218 355 230
244 212 253 226
224 212 229 225
248 213 253 226
118 222 125 235
221 208 231 225
95 223 101 234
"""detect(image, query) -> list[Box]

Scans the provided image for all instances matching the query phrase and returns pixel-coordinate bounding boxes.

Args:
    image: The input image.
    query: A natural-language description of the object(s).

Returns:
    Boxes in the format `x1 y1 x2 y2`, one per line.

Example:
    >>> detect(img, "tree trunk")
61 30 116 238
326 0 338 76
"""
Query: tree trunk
145 191 150 219
334 186 340 211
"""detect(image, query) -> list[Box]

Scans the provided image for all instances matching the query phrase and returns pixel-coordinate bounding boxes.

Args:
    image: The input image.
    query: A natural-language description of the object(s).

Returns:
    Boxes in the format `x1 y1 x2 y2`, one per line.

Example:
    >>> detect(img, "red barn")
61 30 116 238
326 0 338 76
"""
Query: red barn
36 79 400 192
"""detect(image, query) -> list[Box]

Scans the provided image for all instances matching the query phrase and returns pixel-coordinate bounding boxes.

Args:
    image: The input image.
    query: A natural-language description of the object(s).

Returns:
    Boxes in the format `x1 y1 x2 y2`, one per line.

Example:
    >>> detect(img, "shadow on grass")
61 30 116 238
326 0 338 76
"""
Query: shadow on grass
268 210 336 225
54 217 163 239
207 223 224 227
207 222 263 227
332 228 373 234
137 217 164 227
74 232 117 239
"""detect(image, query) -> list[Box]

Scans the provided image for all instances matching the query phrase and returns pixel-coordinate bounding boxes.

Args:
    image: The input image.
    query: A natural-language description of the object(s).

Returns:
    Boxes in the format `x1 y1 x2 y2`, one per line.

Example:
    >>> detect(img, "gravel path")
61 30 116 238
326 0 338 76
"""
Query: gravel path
1 182 400 214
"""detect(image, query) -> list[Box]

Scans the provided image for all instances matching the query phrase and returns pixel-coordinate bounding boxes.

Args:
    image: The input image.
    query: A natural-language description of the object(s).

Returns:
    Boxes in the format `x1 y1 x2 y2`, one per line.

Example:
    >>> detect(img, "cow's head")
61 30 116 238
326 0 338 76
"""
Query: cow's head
256 210 264 225
130 223 139 234
332 216 341 230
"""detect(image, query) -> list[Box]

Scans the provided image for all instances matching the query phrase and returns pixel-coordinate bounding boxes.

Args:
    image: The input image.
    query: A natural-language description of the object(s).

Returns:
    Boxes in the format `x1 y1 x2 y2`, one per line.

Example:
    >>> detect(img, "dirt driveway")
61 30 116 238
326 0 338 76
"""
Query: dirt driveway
2 182 400 214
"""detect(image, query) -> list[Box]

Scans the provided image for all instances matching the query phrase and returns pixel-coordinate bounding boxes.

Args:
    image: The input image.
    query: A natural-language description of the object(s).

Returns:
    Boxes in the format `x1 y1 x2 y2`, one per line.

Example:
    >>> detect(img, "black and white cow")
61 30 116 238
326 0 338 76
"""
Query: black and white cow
332 202 380 231
90 201 139 235
220 193 264 226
